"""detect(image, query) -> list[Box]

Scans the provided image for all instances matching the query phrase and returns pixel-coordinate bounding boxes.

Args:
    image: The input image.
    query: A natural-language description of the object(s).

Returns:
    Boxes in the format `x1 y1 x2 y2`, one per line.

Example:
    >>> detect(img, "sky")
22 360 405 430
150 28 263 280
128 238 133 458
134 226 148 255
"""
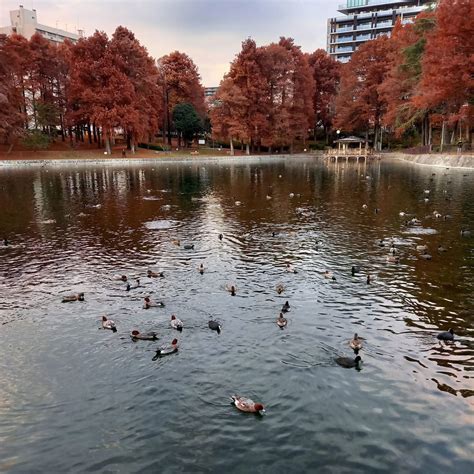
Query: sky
0 0 341 86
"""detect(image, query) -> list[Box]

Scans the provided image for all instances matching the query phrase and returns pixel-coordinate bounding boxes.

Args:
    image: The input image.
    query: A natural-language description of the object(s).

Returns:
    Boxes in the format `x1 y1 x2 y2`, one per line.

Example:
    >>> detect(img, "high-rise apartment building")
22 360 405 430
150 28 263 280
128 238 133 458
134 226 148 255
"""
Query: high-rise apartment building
0 5 83 44
327 0 431 63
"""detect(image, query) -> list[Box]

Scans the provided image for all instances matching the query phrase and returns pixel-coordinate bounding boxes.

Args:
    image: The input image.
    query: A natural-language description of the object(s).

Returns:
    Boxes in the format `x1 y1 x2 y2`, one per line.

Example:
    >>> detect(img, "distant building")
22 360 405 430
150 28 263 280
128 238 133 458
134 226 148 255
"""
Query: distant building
204 87 219 98
0 5 83 44
327 0 431 63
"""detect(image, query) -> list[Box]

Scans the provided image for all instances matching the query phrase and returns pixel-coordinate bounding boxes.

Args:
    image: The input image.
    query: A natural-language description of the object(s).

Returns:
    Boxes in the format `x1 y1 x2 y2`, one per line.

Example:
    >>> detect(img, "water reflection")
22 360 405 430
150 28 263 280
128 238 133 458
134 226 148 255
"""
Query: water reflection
0 157 473 472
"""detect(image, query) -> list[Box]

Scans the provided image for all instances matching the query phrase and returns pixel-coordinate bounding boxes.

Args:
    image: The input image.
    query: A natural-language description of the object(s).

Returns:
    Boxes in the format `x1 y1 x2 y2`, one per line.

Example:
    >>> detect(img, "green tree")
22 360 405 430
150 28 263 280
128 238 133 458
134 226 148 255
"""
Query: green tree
22 129 50 150
172 103 202 146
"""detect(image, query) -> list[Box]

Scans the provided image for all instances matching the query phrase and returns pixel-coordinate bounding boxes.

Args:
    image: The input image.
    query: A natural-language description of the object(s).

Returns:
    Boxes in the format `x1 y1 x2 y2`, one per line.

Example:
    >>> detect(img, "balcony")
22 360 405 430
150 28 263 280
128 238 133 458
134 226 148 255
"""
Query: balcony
336 46 354 53
338 0 410 14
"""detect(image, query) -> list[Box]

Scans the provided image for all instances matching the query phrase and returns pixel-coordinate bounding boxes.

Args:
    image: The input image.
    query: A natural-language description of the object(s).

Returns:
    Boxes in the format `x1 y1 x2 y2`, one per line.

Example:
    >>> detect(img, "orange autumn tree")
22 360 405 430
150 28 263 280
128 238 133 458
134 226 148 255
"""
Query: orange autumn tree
307 49 340 143
414 0 474 149
334 36 394 150
379 13 436 146
157 51 205 146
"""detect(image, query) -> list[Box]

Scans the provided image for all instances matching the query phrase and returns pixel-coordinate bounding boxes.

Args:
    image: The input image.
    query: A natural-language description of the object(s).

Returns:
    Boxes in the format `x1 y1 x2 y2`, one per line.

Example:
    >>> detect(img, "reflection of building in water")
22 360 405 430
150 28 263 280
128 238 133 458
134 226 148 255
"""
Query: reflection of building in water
0 5 83 43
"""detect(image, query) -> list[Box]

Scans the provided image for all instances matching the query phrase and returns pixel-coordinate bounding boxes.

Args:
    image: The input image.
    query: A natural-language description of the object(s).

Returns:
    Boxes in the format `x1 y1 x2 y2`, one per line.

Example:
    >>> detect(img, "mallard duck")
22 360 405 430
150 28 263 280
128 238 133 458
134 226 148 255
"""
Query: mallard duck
152 339 178 360
275 283 285 294
225 283 237 296
147 270 164 278
386 255 399 264
437 328 454 341
416 244 428 252
362 204 368 209
437 245 447 253
266 195 272 200
143 297 165 309
208 320 221 334
102 316 117 332
335 355 361 369
351 266 360 276
3 238 9 246
62 292 84 303
183 243 194 250
170 315 183 332
367 274 371 285
460 229 471 237
198 263 205 274
281 301 290 313
126 279 140 291
231 395 265 414
218 233 223 240
289 192 295 198
350 333 363 351
234 200 242 206
324 271 336 280
419 250 432 260
277 313 287 329
130 330 158 341
172 239 181 246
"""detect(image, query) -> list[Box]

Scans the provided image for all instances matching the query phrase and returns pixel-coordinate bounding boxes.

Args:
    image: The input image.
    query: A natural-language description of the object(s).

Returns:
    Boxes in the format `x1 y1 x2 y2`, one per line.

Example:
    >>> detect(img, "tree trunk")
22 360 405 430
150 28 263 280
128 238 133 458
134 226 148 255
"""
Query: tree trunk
428 118 432 151
269 146 272 155
440 121 446 152
166 91 172 146
246 143 250 155
230 137 234 156
97 128 101 148
105 135 112 155
87 123 92 144
93 123 97 143
131 141 135 154
126 133 132 150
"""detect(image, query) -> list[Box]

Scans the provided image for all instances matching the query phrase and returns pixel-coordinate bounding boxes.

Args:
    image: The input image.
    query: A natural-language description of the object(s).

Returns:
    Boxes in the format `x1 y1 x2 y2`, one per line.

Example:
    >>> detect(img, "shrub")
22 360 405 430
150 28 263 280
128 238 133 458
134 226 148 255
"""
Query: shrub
22 130 50 150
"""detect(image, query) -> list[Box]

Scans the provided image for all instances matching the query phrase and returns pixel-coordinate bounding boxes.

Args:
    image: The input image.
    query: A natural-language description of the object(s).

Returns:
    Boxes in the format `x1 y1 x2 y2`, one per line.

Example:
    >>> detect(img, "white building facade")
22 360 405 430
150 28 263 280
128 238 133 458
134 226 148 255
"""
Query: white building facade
0 5 82 43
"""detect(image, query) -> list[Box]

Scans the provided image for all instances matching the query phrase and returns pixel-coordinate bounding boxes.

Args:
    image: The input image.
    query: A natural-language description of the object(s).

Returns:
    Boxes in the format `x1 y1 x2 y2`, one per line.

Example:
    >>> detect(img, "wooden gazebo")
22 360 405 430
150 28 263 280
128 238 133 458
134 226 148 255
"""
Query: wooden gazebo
325 136 374 161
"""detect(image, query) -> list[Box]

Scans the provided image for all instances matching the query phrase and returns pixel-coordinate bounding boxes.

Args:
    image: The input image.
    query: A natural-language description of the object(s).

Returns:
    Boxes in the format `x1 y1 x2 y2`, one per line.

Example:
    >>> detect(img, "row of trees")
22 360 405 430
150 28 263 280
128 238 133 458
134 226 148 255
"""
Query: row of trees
0 27 205 152
211 0 472 152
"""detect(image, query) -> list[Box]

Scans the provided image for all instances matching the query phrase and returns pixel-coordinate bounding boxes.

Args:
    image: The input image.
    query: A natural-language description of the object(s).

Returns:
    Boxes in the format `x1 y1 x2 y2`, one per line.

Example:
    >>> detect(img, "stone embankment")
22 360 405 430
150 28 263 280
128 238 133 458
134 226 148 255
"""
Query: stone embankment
388 152 474 170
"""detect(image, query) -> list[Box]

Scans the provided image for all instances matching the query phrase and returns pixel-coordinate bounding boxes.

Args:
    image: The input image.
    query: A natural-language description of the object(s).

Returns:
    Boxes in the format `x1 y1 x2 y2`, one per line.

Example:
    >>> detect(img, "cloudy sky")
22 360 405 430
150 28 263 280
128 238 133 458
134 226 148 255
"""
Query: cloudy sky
0 0 340 85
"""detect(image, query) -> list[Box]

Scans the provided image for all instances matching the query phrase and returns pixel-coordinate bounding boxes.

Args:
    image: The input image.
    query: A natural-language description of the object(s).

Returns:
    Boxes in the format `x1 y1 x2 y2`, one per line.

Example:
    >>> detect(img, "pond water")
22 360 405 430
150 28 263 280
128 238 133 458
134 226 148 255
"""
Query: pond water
0 157 473 473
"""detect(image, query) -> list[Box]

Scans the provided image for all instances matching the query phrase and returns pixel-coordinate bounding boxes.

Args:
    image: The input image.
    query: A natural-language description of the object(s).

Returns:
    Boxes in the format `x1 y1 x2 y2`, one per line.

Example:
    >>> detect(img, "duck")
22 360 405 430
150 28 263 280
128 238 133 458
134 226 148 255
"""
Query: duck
126 279 140 291
3 238 9 246
424 189 430 194
130 330 158 341
225 283 237 296
366 274 371 285
362 204 368 209
183 243 194 250
416 244 428 252
335 355 362 369
172 239 181 246
117 274 128 282
388 245 397 255
437 245 447 253
351 266 360 276
399 211 406 217
460 229 471 237
408 218 422 226
275 283 285 294
143 297 165 309
349 333 363 351
231 395 265 414
286 263 297 274
170 315 183 332
152 339 178 360
433 211 442 219
147 270 164 278
378 239 385 247
386 255 400 264
102 316 117 332
419 250 432 260
208 320 222 334
62 292 84 303
374 208 380 214
198 263 205 274
266 195 272 200
281 301 290 313
234 200 242 206
277 312 287 329
437 328 454 341
218 233 223 241
324 271 336 280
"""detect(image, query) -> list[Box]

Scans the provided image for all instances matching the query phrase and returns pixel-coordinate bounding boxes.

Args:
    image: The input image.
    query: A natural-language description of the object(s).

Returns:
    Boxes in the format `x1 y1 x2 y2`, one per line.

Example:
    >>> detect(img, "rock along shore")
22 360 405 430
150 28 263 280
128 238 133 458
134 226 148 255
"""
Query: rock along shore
387 152 474 170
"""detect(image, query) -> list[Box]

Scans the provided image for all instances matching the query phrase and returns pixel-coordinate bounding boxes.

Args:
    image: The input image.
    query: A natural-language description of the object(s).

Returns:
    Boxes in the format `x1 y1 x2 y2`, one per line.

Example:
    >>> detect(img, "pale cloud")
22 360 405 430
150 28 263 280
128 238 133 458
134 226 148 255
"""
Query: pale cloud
0 0 339 85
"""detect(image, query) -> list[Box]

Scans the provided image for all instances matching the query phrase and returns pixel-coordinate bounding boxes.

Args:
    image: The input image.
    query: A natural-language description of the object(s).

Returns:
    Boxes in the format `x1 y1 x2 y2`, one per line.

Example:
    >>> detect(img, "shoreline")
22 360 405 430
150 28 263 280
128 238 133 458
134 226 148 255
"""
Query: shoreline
0 151 473 170
386 152 474 170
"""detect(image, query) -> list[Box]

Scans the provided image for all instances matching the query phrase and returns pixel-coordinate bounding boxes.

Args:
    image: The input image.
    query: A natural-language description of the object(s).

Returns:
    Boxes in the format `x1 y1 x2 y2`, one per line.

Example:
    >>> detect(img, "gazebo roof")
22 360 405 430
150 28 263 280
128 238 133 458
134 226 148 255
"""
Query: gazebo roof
335 136 367 143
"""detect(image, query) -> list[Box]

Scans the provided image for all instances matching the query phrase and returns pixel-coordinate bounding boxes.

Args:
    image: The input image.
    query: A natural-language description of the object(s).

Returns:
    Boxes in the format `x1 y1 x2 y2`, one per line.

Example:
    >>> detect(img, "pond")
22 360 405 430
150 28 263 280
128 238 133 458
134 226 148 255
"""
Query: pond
0 157 473 473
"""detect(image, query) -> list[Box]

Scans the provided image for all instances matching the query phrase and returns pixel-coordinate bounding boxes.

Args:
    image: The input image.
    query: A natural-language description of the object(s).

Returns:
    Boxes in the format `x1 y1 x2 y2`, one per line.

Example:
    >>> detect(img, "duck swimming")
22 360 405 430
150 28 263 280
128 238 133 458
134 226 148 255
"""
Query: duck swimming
198 263 205 274
286 264 297 274
130 330 158 341
231 395 265 414
335 355 362 369
437 245 447 253
147 270 164 278
416 244 428 252
152 339 178 360
351 266 360 276
367 274 371 285
324 271 336 280
170 315 183 332
218 233 223 240
277 313 287 329
183 243 194 250
350 333 363 351
225 284 237 296
386 255 400 264
126 279 140 291
281 301 290 313
208 320 222 334
62 292 84 303
437 328 454 341
172 239 181 246
102 316 117 332
143 297 165 309
3 238 9 246
275 283 285 294
419 250 432 260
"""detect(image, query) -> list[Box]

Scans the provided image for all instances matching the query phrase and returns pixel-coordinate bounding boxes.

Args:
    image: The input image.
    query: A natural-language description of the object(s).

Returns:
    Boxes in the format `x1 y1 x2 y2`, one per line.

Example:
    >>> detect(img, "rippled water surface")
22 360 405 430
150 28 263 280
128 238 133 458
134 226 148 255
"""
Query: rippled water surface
0 157 473 473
